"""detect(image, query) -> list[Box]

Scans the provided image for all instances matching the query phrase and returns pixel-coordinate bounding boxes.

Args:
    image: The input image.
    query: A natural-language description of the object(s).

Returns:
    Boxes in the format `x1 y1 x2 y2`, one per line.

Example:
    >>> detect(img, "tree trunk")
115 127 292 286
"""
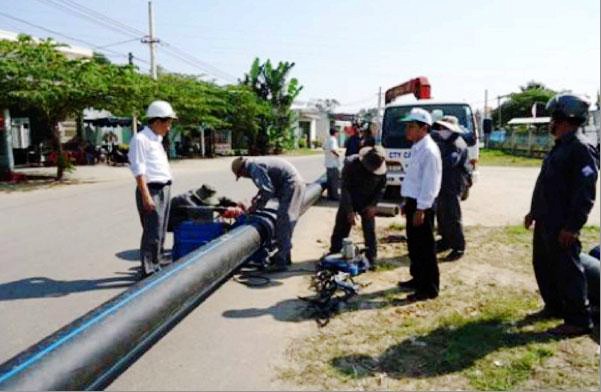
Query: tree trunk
53 122 64 180
75 112 84 141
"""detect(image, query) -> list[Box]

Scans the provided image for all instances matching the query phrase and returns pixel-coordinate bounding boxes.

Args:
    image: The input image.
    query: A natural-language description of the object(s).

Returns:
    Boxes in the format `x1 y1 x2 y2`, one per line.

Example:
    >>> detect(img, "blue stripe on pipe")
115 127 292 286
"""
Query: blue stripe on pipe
0 230 240 385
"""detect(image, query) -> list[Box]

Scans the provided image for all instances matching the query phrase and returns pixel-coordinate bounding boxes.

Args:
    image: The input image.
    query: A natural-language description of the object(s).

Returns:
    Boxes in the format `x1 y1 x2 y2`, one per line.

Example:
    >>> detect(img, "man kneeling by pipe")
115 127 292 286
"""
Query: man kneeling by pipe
231 156 306 272
329 146 387 269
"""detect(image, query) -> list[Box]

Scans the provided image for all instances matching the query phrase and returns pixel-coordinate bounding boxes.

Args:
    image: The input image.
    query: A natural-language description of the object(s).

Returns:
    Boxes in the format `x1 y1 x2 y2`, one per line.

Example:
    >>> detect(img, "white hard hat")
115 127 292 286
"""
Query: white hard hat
400 108 432 126
146 100 178 119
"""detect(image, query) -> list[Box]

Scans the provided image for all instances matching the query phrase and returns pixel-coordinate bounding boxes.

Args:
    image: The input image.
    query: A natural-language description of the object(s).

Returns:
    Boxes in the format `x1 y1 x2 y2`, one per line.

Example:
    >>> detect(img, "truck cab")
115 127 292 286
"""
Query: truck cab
381 100 480 198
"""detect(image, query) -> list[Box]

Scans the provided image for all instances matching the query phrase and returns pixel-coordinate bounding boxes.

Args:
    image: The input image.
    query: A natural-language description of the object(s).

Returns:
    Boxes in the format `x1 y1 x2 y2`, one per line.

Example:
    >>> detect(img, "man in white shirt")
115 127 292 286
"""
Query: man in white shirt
324 127 341 200
397 108 443 301
128 100 177 278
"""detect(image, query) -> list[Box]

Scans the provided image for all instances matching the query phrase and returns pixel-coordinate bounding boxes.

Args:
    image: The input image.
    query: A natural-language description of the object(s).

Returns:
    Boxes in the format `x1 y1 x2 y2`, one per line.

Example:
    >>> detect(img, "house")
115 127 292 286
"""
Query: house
1 29 94 165
291 101 330 148
0 29 93 60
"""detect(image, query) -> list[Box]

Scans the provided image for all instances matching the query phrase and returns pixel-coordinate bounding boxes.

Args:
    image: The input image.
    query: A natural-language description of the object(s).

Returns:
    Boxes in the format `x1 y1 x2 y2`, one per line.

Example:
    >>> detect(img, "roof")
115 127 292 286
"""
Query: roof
0 29 93 59
385 99 472 108
507 117 551 125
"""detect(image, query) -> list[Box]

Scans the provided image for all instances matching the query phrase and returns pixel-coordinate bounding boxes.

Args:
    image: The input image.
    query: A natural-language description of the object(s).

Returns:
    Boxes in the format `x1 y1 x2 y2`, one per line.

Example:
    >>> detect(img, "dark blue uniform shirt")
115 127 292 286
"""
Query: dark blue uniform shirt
530 131 599 235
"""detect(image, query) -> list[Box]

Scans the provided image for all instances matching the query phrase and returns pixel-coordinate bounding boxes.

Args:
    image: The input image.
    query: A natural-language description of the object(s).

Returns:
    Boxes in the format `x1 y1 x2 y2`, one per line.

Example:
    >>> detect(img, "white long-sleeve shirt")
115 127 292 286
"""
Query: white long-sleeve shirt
128 127 172 184
401 134 442 210
324 136 341 168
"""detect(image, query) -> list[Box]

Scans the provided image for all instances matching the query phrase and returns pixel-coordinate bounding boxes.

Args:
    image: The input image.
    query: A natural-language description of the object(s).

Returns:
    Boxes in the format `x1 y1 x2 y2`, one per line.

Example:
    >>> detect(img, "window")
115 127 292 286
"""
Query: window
382 104 475 149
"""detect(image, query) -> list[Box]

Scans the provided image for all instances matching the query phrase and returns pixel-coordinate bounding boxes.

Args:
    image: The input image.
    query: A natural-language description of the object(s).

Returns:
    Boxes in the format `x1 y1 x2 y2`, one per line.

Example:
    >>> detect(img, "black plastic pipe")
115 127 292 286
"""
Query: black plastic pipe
0 176 324 391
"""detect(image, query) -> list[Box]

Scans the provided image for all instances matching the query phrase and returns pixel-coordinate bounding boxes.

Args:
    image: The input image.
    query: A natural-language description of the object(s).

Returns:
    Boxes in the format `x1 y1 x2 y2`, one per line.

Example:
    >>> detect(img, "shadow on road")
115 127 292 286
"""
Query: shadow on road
115 249 139 261
222 285 411 323
115 249 173 263
330 316 564 380
0 271 138 301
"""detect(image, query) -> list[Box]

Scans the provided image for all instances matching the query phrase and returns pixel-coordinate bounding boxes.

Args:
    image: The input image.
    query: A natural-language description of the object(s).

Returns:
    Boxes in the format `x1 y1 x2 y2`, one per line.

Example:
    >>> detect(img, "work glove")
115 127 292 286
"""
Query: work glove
221 207 245 219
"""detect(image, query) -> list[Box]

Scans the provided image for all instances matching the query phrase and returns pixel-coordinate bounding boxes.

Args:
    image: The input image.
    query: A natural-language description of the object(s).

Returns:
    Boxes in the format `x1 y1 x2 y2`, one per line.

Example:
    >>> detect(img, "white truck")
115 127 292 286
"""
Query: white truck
379 77 480 199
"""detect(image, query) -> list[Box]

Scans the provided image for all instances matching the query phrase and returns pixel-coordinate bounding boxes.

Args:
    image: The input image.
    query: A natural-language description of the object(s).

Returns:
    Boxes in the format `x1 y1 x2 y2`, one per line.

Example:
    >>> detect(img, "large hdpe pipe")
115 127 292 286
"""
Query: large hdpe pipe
0 177 324 391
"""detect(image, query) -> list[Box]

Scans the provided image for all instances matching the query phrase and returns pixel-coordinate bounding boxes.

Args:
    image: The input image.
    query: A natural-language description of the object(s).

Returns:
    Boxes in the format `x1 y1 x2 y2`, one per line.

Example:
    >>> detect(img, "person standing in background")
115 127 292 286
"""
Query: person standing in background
324 127 342 200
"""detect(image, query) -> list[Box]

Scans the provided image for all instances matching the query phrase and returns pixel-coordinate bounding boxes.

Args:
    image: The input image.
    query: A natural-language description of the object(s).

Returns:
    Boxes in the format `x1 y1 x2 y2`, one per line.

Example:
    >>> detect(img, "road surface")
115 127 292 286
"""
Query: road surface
0 158 598 389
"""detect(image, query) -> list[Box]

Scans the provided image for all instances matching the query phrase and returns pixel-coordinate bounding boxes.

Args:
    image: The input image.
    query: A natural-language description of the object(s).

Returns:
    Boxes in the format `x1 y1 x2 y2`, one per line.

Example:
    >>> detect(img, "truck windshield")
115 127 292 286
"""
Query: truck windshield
382 104 475 149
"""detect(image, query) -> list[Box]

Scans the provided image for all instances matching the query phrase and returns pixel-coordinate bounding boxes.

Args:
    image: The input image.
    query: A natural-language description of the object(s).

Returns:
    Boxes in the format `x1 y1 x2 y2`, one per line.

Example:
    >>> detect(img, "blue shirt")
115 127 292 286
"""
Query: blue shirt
344 135 361 157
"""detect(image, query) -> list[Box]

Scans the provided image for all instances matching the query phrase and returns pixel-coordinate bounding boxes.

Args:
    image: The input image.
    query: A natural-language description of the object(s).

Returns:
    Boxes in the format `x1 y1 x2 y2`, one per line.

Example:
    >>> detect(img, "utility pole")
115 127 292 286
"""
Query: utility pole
497 95 502 127
141 1 159 80
496 93 511 127
376 86 382 142
484 89 488 118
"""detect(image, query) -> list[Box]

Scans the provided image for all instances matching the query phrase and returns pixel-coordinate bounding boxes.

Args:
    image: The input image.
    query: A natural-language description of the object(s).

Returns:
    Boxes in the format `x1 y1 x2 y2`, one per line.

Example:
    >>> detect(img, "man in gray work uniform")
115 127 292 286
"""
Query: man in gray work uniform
231 156 306 272
128 100 177 278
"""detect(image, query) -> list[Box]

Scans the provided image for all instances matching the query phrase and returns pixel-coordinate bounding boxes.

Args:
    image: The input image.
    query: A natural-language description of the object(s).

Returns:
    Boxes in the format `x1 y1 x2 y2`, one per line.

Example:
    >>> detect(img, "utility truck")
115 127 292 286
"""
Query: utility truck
379 77 480 198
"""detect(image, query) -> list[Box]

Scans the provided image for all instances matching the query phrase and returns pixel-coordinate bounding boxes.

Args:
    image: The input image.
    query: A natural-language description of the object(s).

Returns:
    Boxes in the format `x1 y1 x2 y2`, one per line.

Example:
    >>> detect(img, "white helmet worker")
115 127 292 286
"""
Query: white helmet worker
146 100 178 120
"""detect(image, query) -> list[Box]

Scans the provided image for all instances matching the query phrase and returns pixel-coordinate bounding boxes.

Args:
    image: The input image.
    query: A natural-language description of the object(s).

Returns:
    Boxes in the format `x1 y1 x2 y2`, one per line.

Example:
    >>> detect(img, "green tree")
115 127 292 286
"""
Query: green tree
223 84 271 151
492 81 556 127
0 35 148 179
243 58 302 154
155 73 227 129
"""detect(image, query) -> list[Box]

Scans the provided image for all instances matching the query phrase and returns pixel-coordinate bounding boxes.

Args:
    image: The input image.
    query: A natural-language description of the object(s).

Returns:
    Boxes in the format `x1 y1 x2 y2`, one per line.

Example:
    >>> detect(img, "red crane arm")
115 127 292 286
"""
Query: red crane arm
384 77 431 104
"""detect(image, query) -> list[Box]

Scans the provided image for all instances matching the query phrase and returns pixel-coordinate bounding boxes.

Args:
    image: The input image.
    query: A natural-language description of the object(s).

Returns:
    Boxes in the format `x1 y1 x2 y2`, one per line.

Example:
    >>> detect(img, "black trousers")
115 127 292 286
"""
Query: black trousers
330 206 377 262
405 198 439 296
532 223 591 327
436 192 465 251
326 167 340 200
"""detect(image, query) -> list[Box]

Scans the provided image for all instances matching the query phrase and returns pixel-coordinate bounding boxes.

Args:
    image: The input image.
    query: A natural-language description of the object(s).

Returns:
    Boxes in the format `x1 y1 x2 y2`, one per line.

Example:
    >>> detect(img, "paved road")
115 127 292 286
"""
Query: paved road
0 156 324 364
0 159 599 390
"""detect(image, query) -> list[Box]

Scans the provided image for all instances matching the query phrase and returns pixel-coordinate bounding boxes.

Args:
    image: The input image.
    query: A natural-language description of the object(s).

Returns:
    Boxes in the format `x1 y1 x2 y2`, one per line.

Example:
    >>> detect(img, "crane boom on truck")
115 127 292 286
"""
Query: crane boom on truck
380 77 480 199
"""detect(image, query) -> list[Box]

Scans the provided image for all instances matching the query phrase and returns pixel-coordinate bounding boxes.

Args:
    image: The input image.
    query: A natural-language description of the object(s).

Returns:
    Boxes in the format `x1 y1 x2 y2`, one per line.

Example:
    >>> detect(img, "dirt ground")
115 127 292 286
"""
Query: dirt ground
277 220 600 391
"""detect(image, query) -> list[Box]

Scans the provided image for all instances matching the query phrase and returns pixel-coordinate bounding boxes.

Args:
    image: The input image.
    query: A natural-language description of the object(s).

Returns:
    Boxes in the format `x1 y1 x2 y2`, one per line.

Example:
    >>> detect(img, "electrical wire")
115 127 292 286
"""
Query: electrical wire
35 0 144 39
39 0 237 82
0 11 149 64
56 0 147 36
96 37 140 49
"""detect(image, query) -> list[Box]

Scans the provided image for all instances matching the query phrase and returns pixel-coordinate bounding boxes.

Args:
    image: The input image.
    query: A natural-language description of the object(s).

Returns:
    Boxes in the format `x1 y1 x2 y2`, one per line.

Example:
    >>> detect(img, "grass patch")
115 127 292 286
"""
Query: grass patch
479 149 543 167
283 148 323 156
387 222 405 231
279 225 600 391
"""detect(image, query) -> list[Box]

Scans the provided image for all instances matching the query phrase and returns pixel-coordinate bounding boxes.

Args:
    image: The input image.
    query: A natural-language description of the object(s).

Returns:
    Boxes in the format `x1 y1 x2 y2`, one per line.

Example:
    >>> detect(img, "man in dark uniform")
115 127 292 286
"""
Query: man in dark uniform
432 116 469 261
524 93 599 336
344 123 362 157
330 146 387 268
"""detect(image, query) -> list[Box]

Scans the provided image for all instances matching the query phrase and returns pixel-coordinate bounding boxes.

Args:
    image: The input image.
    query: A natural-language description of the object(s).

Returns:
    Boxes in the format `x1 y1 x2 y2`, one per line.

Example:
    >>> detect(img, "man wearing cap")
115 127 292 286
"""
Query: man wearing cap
329 146 387 268
128 100 177 277
525 93 599 336
397 108 442 301
231 156 305 272
432 115 469 261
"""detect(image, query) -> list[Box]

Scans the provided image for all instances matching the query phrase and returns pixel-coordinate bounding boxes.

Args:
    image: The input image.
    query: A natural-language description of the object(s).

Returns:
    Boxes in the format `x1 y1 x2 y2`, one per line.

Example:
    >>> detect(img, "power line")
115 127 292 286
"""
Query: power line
57 0 147 36
49 0 237 83
160 42 237 83
96 37 140 49
35 0 143 39
0 11 149 65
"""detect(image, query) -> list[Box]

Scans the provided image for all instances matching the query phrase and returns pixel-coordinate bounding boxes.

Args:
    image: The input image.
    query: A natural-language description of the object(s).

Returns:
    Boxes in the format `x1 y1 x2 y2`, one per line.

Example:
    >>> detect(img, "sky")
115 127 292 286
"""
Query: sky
2 0 600 113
